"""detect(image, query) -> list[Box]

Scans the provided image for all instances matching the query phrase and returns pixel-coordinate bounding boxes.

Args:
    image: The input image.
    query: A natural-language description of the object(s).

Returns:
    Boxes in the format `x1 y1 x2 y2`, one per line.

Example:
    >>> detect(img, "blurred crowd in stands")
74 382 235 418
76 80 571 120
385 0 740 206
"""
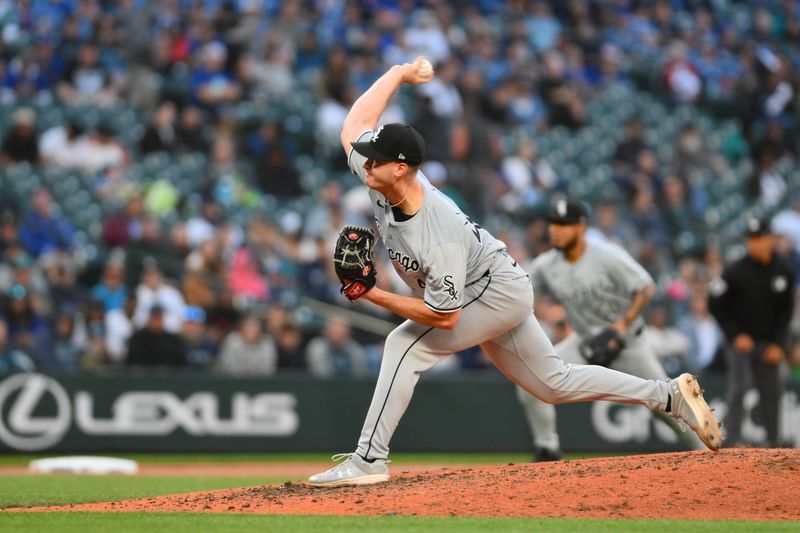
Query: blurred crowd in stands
0 0 797 380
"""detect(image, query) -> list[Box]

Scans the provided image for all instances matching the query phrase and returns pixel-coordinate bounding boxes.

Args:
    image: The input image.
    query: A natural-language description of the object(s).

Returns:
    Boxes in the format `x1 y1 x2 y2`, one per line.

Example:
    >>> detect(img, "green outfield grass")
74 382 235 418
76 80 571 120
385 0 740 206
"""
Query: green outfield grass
0 513 792 533
0 475 290 508
0 453 788 532
0 451 626 466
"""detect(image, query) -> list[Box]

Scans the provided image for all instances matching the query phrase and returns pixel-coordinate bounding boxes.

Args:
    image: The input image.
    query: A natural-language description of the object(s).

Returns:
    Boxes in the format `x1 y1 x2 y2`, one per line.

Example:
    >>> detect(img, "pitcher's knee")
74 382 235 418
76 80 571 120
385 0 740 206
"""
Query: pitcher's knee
385 328 411 350
534 386 561 404
532 364 577 403
384 326 434 362
383 328 419 355
516 381 560 403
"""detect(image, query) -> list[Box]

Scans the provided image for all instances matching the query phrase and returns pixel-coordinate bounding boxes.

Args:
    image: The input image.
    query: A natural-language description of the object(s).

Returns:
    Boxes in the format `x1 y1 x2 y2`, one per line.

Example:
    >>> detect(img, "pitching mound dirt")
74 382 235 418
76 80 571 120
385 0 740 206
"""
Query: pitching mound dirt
16 449 800 520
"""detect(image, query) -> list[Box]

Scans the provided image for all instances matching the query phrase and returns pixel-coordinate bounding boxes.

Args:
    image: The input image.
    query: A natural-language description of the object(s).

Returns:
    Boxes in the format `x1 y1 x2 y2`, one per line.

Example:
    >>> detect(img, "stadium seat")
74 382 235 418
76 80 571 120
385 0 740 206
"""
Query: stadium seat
143 152 170 174
673 231 697 256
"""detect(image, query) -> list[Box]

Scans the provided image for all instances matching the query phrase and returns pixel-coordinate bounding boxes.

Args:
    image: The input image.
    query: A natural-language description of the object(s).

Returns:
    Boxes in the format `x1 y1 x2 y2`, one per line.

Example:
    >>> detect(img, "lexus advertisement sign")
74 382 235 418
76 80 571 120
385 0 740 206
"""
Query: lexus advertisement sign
0 373 797 453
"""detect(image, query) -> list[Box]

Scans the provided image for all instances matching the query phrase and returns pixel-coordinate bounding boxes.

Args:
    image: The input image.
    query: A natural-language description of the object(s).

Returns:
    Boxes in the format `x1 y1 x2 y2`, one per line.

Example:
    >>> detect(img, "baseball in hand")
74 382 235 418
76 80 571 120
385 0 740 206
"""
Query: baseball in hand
417 59 433 77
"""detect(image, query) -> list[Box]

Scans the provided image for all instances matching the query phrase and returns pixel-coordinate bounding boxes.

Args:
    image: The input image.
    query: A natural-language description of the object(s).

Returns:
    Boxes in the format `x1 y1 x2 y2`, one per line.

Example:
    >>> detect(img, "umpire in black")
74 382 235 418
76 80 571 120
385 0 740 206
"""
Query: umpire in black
708 216 795 447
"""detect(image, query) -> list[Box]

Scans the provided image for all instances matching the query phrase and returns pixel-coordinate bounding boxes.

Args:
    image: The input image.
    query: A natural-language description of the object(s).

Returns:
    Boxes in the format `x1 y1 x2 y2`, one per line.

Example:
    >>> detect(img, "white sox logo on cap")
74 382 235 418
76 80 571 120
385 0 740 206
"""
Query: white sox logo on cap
351 123 426 165
557 199 567 217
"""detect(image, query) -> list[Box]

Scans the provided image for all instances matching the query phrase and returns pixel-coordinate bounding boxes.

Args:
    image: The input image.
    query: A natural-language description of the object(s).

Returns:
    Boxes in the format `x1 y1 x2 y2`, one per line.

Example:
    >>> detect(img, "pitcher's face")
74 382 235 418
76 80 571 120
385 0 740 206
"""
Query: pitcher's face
363 159 407 191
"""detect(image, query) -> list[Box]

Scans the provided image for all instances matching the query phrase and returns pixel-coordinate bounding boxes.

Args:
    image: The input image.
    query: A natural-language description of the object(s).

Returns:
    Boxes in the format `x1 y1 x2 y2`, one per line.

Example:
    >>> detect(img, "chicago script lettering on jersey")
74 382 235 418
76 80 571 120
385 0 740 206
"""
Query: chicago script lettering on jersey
387 248 420 272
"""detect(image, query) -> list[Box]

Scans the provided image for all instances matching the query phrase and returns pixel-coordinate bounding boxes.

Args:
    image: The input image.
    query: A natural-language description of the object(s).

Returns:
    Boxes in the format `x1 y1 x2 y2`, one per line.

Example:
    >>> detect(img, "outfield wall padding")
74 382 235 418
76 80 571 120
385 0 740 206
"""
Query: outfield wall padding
0 372 797 453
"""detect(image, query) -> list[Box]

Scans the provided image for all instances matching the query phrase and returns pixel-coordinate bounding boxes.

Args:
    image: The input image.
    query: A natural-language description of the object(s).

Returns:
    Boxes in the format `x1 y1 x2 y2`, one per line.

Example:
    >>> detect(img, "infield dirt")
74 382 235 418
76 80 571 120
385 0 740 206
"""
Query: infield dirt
14 449 800 520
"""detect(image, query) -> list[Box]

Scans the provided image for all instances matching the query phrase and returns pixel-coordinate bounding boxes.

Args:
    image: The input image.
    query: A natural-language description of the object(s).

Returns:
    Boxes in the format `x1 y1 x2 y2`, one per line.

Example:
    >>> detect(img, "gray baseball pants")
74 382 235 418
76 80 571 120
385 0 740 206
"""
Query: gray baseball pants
356 253 671 460
516 331 703 452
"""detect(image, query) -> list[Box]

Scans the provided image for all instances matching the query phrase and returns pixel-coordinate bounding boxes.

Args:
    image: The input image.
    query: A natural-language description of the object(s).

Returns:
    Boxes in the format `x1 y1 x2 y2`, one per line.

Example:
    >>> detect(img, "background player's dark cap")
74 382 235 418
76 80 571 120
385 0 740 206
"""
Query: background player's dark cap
546 199 589 225
745 216 772 238
351 123 426 165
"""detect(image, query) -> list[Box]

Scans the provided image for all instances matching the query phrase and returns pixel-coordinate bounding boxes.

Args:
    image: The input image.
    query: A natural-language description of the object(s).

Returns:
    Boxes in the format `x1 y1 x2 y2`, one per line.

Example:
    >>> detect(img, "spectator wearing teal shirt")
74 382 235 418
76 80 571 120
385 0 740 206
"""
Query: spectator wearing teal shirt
90 260 127 312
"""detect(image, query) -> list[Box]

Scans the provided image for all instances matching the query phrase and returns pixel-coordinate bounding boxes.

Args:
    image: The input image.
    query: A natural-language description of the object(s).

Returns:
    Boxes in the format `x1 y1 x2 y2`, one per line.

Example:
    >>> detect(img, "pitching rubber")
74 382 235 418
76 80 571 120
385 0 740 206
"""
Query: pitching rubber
677 374 722 451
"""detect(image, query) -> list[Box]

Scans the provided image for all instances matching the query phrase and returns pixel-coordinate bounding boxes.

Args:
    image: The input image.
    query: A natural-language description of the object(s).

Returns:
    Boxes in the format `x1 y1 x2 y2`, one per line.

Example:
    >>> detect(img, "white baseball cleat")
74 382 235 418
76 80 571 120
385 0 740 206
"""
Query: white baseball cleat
308 453 390 487
668 373 722 451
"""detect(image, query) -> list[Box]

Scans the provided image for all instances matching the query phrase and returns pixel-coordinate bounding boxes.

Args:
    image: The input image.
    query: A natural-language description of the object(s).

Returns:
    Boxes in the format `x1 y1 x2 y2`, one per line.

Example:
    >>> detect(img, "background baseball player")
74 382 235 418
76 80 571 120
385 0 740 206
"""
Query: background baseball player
517 200 703 461
308 57 720 488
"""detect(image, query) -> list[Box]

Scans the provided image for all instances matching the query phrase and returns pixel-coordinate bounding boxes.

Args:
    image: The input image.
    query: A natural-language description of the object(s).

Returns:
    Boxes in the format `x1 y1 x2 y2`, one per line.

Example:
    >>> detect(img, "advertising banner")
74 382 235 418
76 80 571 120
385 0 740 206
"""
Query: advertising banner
0 372 797 453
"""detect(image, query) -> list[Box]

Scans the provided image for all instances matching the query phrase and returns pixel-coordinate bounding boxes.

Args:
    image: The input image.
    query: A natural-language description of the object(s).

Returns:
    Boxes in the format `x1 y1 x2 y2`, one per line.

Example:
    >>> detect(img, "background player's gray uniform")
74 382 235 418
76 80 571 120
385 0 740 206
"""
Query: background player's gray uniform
348 131 673 461
517 238 702 451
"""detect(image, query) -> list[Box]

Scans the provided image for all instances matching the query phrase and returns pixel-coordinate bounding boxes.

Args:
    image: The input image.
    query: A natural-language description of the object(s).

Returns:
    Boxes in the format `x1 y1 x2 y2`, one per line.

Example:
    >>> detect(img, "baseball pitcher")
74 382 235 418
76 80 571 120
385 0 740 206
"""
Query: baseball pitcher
517 200 703 461
309 57 720 487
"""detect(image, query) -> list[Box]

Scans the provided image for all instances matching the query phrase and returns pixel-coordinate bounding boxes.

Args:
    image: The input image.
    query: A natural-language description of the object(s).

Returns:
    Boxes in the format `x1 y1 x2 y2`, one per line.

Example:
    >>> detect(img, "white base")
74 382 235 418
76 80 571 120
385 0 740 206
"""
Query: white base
28 456 139 475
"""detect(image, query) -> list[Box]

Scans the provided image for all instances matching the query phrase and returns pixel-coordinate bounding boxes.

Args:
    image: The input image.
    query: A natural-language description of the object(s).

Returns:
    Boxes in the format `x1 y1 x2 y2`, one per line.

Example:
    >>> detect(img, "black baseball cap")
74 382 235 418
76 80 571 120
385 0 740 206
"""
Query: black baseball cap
351 123 426 166
745 216 771 238
546 199 589 225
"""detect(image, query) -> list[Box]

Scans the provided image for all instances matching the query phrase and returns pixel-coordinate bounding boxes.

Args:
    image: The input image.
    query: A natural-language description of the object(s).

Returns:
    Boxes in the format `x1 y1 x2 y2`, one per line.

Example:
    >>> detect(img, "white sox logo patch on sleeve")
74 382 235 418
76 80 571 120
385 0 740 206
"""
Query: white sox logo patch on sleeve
443 275 459 301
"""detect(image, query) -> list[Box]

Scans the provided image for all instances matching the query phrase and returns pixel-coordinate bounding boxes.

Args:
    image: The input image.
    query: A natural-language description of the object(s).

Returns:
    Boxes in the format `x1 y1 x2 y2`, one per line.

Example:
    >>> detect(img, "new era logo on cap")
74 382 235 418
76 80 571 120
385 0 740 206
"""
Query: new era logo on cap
351 123 426 165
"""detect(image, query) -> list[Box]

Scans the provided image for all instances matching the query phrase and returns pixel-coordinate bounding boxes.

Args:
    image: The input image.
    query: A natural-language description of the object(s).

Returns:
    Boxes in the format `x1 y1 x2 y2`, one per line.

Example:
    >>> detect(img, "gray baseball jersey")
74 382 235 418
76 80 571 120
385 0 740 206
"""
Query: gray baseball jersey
530 238 653 339
519 237 702 452
348 130 506 312
342 129 673 462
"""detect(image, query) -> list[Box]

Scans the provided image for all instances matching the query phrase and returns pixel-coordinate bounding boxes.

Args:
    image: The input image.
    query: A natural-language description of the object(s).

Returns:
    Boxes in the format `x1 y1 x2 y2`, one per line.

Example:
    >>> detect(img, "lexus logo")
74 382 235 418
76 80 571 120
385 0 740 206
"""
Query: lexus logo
0 374 71 451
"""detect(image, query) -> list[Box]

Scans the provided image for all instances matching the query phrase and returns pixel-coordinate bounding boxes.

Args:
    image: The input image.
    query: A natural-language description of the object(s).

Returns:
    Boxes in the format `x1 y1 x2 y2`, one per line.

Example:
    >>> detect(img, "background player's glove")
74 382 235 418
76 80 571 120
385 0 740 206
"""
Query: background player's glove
580 328 626 367
333 225 377 301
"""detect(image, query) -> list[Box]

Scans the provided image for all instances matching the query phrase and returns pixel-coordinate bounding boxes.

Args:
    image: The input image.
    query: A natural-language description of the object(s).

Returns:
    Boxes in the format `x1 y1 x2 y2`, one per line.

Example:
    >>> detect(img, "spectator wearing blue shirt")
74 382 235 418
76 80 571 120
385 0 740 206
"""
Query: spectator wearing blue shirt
3 284 51 368
181 306 218 369
51 309 82 373
526 1 561 52
18 187 75 258
191 41 241 113
0 318 35 375
90 259 127 312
